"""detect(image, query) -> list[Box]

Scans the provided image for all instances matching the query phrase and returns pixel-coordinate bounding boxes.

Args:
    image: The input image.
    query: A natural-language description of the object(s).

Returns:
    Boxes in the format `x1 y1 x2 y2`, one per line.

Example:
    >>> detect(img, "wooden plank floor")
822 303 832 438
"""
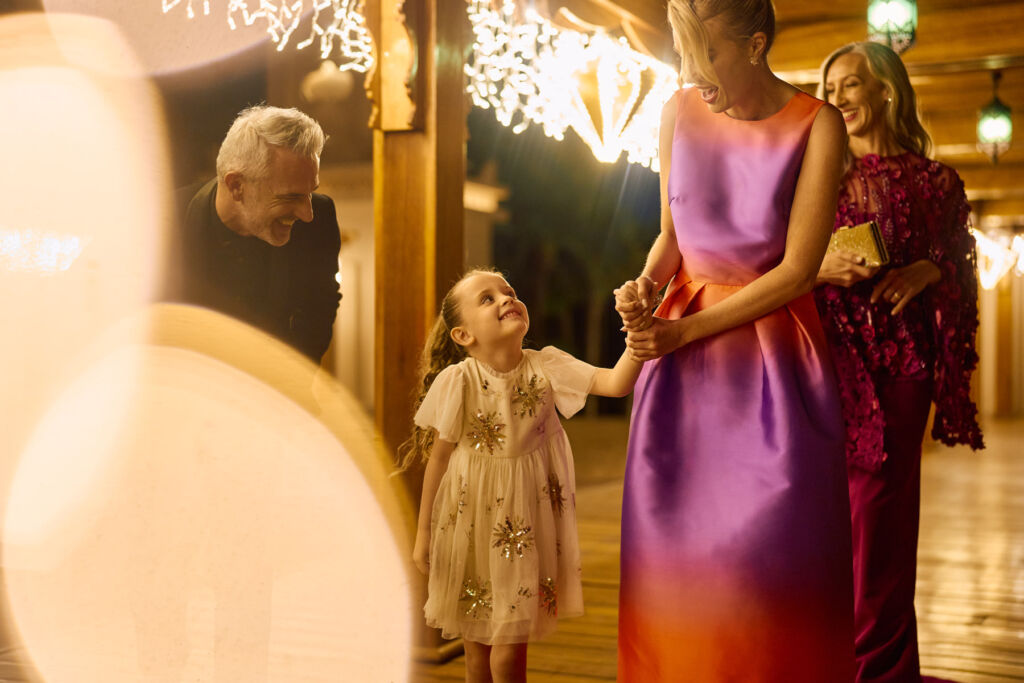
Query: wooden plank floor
413 417 1024 682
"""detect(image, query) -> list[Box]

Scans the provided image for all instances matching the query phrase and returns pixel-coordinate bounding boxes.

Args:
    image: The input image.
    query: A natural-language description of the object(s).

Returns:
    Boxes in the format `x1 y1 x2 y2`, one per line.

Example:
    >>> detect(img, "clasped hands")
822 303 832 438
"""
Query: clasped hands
819 251 941 315
614 276 682 361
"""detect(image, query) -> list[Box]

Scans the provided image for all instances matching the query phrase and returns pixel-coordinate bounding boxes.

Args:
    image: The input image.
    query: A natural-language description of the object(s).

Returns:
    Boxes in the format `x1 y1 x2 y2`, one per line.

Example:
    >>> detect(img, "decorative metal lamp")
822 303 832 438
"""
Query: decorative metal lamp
867 0 917 54
977 71 1013 164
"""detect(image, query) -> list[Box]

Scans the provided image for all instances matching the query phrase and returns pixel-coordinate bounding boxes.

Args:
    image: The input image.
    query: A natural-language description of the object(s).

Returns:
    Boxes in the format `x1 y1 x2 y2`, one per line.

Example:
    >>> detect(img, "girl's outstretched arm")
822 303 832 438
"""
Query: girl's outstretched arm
589 350 644 398
412 436 455 575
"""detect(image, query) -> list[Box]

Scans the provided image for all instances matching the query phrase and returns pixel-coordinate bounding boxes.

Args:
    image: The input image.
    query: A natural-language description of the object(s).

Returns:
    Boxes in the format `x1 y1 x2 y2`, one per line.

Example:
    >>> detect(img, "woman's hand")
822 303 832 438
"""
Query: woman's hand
614 276 658 331
871 259 942 315
817 250 881 287
412 528 430 576
625 317 687 361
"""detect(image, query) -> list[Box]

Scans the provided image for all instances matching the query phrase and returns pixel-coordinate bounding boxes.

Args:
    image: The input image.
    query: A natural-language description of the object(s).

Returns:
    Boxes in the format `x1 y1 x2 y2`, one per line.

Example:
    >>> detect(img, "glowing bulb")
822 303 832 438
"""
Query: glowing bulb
866 0 917 54
979 115 1012 143
869 1 912 27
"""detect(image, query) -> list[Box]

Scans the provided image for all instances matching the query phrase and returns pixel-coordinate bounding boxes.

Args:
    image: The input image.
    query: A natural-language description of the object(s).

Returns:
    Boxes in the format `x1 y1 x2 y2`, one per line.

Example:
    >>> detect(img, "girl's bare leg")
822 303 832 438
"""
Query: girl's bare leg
463 639 493 683
491 643 528 683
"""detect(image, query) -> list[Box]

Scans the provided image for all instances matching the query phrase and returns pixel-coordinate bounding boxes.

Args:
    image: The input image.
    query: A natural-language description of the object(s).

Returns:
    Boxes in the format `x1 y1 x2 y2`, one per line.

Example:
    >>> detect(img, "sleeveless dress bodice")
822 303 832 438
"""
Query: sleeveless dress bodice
618 88 856 682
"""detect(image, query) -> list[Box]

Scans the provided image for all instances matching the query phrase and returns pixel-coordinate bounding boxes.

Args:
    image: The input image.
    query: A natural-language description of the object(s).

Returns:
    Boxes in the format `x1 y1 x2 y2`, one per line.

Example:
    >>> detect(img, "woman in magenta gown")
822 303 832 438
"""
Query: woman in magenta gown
816 42 983 682
614 1 856 679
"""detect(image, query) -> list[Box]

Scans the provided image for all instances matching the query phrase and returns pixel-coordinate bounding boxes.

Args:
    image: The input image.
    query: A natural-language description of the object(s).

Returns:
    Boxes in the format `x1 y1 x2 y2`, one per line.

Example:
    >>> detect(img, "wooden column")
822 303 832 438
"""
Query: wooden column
366 0 468 661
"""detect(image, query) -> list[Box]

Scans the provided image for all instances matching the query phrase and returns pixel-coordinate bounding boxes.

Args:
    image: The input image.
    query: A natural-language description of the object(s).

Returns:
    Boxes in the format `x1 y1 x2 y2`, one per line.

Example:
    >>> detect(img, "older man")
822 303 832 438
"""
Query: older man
147 106 341 682
170 105 341 363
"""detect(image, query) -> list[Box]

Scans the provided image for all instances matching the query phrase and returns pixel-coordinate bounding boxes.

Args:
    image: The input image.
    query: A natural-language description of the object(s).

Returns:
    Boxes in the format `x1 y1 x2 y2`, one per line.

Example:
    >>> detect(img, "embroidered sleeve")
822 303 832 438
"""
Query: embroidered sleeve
414 364 466 444
924 165 984 449
537 346 597 419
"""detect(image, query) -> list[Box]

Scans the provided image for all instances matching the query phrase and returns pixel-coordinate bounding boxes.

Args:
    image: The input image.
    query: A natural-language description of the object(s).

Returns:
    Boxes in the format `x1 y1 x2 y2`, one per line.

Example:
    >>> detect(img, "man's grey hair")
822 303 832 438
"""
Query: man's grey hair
216 105 326 183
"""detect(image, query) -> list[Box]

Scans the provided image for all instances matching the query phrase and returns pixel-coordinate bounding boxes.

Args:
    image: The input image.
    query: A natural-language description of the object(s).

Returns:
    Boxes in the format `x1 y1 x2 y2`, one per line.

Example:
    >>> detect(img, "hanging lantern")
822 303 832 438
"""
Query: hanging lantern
977 71 1013 164
866 0 917 54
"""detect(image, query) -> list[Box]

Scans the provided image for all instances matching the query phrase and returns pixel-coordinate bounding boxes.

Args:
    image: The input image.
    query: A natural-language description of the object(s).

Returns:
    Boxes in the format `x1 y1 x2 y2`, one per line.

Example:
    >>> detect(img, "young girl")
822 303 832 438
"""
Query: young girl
398 269 642 682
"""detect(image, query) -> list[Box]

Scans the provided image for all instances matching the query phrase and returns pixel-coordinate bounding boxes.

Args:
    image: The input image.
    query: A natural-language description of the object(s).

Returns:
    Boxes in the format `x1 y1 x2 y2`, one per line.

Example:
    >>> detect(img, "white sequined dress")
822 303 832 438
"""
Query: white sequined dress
415 346 597 645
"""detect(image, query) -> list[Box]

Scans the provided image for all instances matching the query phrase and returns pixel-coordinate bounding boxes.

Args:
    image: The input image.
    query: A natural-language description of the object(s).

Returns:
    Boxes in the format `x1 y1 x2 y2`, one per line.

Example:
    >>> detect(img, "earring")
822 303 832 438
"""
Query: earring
750 58 758 66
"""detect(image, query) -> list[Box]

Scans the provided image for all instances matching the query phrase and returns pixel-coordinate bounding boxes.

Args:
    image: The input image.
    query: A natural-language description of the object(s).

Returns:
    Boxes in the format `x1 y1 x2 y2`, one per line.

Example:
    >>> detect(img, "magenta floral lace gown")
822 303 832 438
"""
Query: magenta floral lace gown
814 152 984 682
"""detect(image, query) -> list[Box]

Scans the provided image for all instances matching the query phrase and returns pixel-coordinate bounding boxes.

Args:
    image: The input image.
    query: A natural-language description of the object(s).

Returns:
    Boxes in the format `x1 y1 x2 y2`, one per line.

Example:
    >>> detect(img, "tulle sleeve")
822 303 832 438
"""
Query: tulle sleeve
413 364 466 444
925 165 984 450
537 346 597 419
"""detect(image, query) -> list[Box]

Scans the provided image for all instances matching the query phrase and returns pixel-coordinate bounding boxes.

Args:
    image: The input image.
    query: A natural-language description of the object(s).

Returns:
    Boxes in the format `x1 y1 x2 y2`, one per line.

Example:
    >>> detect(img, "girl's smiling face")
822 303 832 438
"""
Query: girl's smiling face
823 52 890 140
451 271 529 350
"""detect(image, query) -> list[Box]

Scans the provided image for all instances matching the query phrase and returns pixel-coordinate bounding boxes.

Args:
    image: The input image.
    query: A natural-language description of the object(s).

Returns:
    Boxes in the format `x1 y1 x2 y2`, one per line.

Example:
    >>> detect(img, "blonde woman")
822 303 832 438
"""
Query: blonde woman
613 0 855 679
817 41 983 683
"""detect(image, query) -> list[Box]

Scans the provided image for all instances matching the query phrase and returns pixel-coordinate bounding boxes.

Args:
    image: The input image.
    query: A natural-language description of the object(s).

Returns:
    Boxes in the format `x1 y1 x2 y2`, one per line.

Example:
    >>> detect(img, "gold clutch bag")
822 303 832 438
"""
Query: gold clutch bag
826 220 890 266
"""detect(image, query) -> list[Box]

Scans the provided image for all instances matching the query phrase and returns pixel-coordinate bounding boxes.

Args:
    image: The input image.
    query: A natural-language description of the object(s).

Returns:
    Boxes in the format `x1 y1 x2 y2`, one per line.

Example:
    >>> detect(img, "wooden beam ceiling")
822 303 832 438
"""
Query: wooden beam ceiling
590 0 1024 226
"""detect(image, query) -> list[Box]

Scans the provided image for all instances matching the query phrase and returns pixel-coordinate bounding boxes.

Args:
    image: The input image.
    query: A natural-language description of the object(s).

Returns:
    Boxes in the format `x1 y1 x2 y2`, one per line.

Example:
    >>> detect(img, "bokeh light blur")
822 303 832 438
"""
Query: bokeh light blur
5 306 413 682
1 12 412 682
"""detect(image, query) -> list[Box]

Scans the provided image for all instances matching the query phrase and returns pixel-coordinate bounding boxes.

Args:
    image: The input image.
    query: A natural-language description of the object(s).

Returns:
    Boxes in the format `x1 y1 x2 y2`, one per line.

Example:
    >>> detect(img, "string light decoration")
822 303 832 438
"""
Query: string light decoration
161 0 374 72
1012 235 1024 277
972 228 1019 290
466 0 678 171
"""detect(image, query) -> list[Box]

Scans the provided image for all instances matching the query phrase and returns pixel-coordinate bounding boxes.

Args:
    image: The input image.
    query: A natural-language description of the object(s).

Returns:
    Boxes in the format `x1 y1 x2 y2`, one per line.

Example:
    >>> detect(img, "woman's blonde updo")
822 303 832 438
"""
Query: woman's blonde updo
667 0 776 87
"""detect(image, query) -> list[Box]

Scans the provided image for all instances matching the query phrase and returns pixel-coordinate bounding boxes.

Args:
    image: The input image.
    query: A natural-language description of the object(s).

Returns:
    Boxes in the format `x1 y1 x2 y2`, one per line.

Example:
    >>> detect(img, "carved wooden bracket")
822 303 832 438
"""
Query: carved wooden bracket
365 0 425 131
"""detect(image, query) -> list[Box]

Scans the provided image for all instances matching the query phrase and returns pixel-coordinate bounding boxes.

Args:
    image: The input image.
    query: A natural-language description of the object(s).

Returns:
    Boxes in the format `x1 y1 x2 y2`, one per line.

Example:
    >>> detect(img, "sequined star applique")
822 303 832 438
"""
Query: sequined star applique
542 473 566 516
511 374 546 418
508 585 534 614
457 476 468 515
467 410 506 455
459 577 492 619
539 577 558 616
492 516 534 560
438 510 457 532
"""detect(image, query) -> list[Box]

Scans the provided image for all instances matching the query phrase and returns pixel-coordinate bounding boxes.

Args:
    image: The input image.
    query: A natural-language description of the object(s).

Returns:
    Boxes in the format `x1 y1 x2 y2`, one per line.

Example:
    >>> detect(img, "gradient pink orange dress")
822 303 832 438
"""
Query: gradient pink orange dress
618 88 856 681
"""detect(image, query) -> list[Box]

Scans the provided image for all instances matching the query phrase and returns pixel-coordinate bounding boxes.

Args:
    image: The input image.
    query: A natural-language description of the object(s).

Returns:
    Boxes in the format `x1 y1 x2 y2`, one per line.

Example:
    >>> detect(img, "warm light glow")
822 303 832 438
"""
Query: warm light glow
161 0 375 72
466 0 677 170
2 15 412 682
978 114 1012 143
4 307 414 682
972 228 1017 290
0 12 171 487
0 228 89 274
1012 235 1024 277
868 0 914 28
